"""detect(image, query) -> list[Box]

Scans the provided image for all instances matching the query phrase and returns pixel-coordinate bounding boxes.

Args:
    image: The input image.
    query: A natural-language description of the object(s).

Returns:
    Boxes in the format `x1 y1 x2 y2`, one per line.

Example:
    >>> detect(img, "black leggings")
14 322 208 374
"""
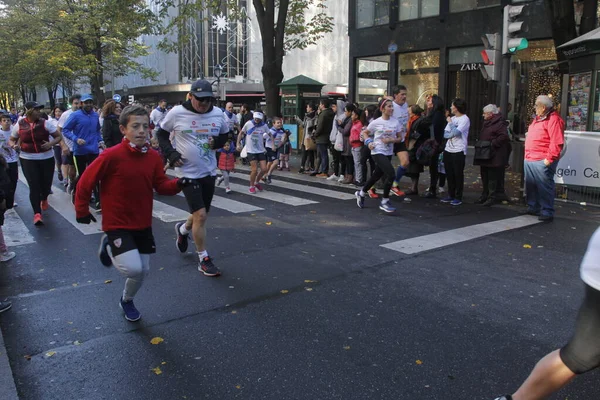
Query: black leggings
331 148 342 176
342 155 354 176
363 154 395 198
560 284 600 374
20 157 55 214
360 146 375 183
443 151 466 200
73 153 100 202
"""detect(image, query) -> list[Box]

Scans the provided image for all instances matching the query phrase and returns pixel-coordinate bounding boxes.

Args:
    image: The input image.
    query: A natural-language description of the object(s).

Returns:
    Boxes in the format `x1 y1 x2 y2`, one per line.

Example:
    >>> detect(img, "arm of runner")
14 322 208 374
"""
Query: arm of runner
152 153 181 196
61 113 79 143
40 121 62 150
236 125 246 151
156 127 182 166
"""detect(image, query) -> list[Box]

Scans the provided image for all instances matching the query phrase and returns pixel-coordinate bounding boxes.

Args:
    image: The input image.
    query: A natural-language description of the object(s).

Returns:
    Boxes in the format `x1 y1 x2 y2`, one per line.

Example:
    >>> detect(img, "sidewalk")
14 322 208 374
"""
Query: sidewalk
0 324 19 400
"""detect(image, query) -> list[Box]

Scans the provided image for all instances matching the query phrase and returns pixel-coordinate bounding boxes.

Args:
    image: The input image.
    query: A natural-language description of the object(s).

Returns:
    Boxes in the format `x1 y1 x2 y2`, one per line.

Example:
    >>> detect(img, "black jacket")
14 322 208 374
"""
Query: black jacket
314 107 335 145
102 114 122 148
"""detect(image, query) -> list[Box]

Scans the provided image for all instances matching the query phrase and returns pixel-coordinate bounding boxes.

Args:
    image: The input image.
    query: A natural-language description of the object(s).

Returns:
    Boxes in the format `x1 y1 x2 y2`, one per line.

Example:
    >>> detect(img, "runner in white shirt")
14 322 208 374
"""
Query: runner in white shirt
236 111 270 193
355 98 403 213
156 79 230 277
150 99 168 134
57 94 82 193
391 85 410 197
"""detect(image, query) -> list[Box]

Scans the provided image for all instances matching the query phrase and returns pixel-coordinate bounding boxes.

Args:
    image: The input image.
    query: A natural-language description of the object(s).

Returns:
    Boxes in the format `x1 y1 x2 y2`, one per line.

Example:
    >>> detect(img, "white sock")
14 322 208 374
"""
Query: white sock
381 198 389 204
179 223 191 236
198 250 208 260
359 190 365 196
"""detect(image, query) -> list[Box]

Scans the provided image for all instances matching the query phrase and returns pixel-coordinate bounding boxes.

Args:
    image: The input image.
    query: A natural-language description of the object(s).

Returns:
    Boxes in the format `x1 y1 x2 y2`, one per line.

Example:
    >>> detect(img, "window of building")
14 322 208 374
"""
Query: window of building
399 0 439 20
356 0 390 28
398 50 440 107
357 55 389 104
449 0 500 13
448 46 485 65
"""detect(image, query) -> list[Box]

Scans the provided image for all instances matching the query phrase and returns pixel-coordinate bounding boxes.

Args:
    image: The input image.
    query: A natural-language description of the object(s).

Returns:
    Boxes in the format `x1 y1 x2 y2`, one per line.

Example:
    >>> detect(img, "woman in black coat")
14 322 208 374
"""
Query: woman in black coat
101 100 123 148
422 95 446 198
405 105 431 195
474 104 509 206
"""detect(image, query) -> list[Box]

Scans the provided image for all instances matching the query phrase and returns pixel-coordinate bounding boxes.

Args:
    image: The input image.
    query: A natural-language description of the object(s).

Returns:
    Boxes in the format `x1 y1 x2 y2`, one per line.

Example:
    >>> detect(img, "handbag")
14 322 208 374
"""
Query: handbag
416 125 438 165
240 145 248 158
474 140 492 160
334 131 344 151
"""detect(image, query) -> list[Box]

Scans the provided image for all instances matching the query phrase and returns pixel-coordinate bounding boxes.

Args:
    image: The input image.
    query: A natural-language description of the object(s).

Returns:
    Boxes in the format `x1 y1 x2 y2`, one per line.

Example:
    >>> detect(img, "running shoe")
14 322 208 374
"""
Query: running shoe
255 183 264 191
119 297 141 322
266 175 272 184
438 187 445 194
298 168 305 174
337 175 344 183
355 191 365 209
0 251 16 262
368 189 379 199
0 301 11 313
40 200 49 211
216 176 224 186
249 186 256 194
379 201 396 213
58 170 63 181
493 396 512 400
98 234 112 267
440 196 454 203
174 222 189 253
33 213 44 226
450 199 462 206
390 187 405 197
327 174 338 181
225 187 232 194
93 202 102 213
199 256 221 277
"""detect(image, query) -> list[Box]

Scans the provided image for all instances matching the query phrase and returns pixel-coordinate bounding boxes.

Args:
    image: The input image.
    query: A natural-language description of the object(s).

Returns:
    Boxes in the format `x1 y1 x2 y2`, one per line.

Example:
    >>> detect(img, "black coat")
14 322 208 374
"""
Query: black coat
473 114 510 167
0 155 11 226
407 116 432 174
102 114 122 148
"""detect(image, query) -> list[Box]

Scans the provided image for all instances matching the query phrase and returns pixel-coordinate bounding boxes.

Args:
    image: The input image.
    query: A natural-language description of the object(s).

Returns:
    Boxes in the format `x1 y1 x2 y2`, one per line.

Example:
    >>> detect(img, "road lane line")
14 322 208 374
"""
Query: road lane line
217 182 318 206
152 200 190 222
380 215 542 254
3 209 35 247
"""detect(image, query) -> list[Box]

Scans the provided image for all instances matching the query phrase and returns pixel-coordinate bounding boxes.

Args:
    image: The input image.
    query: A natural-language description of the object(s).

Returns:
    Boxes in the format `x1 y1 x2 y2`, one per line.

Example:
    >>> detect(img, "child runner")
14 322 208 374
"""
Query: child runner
75 105 187 322
355 98 403 213
278 130 292 171
216 141 235 194
263 116 286 183
236 111 270 193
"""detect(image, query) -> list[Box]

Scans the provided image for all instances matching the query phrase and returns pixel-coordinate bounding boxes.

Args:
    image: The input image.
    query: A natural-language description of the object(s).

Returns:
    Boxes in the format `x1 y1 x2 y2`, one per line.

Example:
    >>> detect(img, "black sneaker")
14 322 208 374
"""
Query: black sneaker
538 214 554 222
355 191 365 209
266 175 272 184
482 198 495 207
298 167 305 174
519 208 540 216
174 222 189 253
98 234 112 267
0 301 12 313
119 297 141 322
199 256 221 277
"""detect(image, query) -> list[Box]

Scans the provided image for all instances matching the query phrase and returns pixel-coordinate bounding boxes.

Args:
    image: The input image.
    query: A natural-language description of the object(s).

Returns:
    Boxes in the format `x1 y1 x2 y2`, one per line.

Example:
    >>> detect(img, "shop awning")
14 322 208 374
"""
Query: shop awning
557 27 600 59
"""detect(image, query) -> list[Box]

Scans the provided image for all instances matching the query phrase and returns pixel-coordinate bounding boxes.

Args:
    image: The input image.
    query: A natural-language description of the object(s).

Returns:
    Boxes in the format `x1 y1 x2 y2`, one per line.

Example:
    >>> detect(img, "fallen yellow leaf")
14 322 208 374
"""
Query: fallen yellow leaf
152 367 162 375
280 290 289 294
343 346 351 350
231 310 238 314
416 359 423 365
305 287 313 292
73 340 81 346
523 244 532 249
265 221 272 226
72 283 78 287
45 351 56 358
150 337 164 345
304 280 317 283
235 385 241 389
161 361 167 365
104 280 112 284
24 355 31 361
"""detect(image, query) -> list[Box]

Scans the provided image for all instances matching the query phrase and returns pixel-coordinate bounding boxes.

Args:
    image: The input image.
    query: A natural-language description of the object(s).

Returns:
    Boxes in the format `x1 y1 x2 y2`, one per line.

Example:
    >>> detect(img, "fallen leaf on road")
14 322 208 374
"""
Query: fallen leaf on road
49 288 56 291
305 287 313 292
159 267 164 271
310 211 317 214
523 244 532 249
152 367 162 375
235 385 241 389
343 346 351 350
280 290 289 294
231 310 238 314
416 360 423 365
45 351 56 358
150 337 164 345
161 361 167 365
104 280 112 284
265 221 272 225
73 341 81 346
72 283 78 287
304 280 317 283
24 355 31 361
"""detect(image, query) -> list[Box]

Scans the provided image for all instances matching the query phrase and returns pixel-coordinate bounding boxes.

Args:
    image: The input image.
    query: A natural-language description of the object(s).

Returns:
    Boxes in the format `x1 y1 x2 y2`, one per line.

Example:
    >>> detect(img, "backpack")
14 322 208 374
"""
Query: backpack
415 125 438 165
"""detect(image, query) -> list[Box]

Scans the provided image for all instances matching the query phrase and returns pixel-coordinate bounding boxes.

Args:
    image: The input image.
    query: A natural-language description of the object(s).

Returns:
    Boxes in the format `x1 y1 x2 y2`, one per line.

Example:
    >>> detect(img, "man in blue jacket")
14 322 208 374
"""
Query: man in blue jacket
62 94 105 208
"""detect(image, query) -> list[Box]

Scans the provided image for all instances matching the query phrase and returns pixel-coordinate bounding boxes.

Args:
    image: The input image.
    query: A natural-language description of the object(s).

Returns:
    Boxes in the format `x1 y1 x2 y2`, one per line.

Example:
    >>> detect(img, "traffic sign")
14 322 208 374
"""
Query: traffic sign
112 94 121 103
388 43 398 53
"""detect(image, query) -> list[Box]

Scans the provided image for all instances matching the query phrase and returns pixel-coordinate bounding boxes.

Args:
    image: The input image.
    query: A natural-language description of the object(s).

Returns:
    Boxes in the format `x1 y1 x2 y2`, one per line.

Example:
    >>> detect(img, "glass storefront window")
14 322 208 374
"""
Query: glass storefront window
448 46 485 65
399 0 439 20
357 55 389 104
356 0 390 28
398 50 440 107
450 0 500 13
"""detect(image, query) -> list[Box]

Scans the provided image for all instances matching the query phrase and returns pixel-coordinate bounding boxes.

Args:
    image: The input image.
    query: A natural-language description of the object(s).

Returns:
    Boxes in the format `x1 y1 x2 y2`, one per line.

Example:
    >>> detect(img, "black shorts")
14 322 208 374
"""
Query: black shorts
106 228 156 257
247 152 267 162
393 141 407 154
560 283 600 374
266 148 278 162
64 152 74 166
181 175 216 213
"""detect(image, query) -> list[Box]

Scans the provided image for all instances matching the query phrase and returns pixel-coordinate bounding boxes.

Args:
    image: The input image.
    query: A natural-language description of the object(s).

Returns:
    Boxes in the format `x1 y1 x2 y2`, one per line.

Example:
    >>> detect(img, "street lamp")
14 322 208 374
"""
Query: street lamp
212 64 223 101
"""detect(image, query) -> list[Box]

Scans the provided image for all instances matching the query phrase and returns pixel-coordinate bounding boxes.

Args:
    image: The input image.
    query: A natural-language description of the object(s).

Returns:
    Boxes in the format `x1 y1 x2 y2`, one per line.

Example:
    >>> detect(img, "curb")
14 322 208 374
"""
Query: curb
0 325 19 400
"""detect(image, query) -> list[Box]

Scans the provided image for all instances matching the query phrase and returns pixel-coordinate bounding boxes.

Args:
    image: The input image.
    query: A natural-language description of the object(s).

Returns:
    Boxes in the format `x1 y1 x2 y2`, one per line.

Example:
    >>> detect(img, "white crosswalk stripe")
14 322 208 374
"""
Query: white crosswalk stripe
216 182 318 206
3 209 35 247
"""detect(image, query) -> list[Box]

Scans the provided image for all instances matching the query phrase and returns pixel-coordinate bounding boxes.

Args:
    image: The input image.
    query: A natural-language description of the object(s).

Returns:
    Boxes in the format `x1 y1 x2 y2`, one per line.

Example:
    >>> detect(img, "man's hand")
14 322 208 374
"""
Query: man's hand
76 138 86 146
543 159 551 167
76 213 97 224
177 177 195 188
40 140 52 151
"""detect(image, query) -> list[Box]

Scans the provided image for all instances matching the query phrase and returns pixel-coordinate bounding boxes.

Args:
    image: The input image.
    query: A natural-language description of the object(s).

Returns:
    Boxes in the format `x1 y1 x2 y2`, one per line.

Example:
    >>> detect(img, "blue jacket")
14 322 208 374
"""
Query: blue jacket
62 109 102 155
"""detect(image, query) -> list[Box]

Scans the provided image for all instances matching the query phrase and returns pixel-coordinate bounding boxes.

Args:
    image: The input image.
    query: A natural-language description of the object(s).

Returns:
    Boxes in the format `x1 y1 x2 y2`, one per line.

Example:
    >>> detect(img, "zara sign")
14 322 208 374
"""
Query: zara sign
460 63 483 71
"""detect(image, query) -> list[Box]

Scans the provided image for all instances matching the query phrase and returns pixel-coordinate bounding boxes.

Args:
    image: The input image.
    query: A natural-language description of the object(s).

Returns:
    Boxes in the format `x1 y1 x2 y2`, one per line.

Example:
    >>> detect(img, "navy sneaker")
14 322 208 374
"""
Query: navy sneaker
450 199 462 206
355 191 365 209
199 256 221 277
440 196 454 203
175 222 189 253
266 175 272 184
379 201 396 213
98 234 112 267
119 297 141 322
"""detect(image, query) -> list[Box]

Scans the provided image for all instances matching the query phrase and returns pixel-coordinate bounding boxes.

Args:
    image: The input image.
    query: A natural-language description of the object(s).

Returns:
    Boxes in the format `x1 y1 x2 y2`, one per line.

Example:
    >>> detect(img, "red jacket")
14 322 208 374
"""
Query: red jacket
218 151 235 171
525 111 564 162
17 118 51 153
75 139 180 231
350 119 363 148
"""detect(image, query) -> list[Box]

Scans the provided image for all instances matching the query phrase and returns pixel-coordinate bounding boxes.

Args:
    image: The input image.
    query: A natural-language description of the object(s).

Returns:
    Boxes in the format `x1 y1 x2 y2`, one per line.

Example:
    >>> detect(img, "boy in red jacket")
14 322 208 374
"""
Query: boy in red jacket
75 105 189 322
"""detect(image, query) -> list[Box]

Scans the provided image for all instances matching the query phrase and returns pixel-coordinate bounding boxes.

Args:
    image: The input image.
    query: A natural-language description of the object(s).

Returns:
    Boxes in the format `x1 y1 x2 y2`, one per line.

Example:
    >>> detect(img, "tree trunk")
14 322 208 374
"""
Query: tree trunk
46 87 55 109
262 67 283 117
544 0 577 74
92 40 106 106
580 0 598 35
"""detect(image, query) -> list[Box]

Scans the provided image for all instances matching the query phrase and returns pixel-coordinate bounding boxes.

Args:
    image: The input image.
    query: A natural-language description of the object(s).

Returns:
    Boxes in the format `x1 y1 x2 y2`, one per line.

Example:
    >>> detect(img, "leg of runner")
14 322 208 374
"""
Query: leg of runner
20 158 44 225
372 154 396 213
355 163 384 209
249 159 258 193
108 246 149 322
255 160 268 190
392 150 409 196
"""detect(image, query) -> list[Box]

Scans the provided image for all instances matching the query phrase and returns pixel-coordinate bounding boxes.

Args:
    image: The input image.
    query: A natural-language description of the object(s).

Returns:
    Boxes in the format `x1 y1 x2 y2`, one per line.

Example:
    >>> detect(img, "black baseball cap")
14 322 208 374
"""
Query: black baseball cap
190 79 214 98
24 101 43 110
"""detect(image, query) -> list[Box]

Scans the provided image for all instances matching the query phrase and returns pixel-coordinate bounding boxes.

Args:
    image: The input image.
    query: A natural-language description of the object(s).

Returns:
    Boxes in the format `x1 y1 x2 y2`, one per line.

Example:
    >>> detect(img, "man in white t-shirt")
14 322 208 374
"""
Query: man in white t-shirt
390 85 409 197
156 79 230 277
57 94 82 193
150 99 168 133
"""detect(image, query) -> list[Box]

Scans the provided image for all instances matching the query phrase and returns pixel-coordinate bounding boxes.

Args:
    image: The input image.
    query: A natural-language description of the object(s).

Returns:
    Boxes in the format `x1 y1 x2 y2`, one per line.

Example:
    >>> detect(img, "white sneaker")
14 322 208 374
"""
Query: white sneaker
225 187 232 194
0 252 16 262
438 187 445 194
337 176 344 183
326 174 338 181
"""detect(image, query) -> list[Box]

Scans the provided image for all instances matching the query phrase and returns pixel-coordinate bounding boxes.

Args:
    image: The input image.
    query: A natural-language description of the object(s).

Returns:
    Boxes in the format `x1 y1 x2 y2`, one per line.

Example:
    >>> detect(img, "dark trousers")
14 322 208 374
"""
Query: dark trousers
331 148 342 176
300 145 315 170
342 155 354 176
363 154 395 198
74 153 100 202
20 157 55 214
6 162 18 209
317 144 329 174
428 151 441 192
480 166 503 200
443 151 466 200
360 146 375 184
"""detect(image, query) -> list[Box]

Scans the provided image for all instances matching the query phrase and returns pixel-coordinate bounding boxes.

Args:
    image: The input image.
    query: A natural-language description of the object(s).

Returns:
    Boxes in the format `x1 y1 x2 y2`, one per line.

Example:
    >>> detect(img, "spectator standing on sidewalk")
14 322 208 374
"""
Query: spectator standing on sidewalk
349 107 364 185
360 104 378 197
493 227 600 400
440 98 470 206
339 104 355 184
310 98 334 177
296 103 317 173
474 104 509 207
422 95 446 198
520 95 564 222
404 105 430 195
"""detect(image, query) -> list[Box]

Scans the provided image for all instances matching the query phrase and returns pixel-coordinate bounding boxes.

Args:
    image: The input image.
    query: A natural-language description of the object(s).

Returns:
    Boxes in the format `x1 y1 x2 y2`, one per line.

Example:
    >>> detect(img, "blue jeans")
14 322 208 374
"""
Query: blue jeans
317 144 329 174
524 159 557 217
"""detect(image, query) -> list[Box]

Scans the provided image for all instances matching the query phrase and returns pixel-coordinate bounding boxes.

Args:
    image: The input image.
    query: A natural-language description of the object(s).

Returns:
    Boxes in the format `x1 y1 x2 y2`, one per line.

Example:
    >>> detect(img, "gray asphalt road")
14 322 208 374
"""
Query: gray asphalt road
1 171 599 400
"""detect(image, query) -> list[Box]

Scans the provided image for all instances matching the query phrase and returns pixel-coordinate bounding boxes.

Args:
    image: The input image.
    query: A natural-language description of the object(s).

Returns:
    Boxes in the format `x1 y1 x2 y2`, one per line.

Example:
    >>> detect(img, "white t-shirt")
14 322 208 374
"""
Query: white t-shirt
57 109 75 151
223 111 237 132
159 105 229 179
11 120 57 160
444 114 470 155
367 117 402 156
392 101 408 141
581 227 600 291
265 128 285 150
150 108 167 127
0 128 18 163
242 120 270 154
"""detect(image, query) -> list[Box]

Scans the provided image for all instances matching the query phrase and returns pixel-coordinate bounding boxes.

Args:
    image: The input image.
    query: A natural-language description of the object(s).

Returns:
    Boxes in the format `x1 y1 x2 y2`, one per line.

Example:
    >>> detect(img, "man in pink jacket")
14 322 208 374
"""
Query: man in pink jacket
521 95 564 222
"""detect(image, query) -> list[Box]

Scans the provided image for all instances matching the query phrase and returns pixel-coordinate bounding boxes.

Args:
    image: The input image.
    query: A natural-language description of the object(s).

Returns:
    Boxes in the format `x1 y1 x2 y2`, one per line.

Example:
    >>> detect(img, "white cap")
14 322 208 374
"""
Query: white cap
253 112 264 120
